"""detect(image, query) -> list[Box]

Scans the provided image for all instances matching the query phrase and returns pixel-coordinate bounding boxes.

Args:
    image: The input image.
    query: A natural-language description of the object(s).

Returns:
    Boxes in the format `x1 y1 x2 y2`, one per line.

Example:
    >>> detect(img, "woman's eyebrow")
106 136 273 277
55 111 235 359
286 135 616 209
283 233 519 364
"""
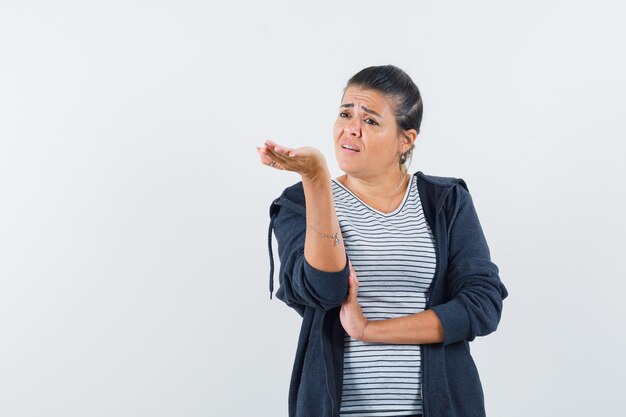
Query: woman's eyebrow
340 103 384 119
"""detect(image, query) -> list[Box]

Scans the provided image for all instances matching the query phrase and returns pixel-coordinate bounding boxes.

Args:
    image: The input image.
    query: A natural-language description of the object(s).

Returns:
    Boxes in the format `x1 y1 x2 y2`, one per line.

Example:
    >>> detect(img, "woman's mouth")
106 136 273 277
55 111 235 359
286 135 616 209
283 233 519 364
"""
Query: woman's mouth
341 144 360 154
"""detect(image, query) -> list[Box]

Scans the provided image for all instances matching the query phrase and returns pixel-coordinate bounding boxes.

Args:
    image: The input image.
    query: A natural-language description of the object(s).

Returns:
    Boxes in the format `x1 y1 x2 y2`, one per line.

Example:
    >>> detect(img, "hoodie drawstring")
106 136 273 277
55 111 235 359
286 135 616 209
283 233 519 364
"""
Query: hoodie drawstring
268 211 278 300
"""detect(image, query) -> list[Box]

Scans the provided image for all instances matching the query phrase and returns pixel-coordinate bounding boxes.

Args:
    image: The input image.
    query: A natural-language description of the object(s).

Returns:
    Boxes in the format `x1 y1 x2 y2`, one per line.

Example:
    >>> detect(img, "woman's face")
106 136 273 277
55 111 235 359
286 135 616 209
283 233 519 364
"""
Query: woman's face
333 86 407 177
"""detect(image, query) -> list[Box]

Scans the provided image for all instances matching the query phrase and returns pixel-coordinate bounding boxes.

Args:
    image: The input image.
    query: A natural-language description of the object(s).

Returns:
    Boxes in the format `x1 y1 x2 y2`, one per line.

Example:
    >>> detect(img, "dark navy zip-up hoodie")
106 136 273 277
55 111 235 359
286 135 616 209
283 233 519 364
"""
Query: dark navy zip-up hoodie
266 170 509 417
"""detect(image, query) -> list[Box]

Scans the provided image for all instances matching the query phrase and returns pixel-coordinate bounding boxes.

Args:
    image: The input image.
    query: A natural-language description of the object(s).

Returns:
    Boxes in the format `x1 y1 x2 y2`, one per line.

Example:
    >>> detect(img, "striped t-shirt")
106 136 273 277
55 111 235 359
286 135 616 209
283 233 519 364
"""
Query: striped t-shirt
332 174 435 417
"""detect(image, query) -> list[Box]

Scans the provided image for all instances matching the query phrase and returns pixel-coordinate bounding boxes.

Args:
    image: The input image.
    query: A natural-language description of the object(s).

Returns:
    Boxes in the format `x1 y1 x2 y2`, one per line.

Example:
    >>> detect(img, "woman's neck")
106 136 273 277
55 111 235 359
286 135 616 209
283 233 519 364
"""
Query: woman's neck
338 169 409 201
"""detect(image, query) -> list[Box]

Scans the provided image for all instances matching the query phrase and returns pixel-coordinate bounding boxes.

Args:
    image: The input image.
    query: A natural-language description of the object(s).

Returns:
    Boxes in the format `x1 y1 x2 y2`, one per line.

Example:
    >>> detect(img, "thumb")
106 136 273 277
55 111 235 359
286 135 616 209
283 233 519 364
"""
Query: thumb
351 273 359 298
349 261 358 285
346 273 356 297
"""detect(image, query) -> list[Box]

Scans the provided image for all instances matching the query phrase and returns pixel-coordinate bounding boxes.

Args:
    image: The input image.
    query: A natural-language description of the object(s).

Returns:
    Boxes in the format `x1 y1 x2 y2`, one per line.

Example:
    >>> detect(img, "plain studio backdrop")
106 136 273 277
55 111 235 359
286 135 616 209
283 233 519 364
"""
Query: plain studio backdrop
1 1 624 416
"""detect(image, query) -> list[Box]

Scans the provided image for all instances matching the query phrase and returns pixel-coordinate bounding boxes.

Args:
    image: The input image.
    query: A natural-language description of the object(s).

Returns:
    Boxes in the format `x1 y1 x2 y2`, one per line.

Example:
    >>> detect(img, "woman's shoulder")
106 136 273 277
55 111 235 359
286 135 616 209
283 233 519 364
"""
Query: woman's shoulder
414 170 468 191
280 180 305 204
269 180 306 219
413 171 471 217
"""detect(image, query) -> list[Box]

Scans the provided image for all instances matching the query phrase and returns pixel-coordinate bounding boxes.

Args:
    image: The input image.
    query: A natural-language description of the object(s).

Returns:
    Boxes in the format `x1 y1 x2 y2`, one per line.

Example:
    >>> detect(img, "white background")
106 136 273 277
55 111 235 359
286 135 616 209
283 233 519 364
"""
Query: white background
1 1 625 416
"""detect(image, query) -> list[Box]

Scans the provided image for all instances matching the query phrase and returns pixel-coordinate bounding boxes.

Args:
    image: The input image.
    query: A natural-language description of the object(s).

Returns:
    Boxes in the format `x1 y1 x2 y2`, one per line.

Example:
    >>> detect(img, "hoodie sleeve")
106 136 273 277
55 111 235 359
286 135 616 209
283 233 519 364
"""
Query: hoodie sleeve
429 183 509 346
271 202 350 312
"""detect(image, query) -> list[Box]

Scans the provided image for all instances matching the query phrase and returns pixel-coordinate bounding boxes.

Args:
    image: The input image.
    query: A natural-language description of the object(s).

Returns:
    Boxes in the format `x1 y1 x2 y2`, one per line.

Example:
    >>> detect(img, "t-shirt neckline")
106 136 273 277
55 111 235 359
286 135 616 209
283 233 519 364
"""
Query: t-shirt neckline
332 174 414 217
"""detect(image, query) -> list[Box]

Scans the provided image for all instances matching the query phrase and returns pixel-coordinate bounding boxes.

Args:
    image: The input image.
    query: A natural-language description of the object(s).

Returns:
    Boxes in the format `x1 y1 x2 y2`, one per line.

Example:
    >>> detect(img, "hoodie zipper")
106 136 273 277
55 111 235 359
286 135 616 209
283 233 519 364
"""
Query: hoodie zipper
421 291 427 414
421 222 443 417
421 206 443 417
323 345 336 417
321 311 337 417
420 347 424 416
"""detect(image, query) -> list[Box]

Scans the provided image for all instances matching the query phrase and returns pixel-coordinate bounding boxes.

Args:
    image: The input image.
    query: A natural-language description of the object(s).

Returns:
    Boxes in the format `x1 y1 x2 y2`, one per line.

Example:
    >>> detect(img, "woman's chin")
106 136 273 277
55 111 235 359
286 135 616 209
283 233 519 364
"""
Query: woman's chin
337 163 359 176
337 154 358 168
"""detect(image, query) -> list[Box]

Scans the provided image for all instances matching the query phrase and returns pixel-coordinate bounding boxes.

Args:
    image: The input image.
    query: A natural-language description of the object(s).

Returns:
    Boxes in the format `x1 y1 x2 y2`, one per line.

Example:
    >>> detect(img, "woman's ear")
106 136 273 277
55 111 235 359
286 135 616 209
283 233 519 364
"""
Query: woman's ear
402 129 418 151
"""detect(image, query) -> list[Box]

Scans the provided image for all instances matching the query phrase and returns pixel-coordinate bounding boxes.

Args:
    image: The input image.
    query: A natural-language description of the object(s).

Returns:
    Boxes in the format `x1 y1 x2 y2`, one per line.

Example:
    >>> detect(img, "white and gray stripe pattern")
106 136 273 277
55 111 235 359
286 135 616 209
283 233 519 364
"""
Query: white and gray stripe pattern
332 175 434 417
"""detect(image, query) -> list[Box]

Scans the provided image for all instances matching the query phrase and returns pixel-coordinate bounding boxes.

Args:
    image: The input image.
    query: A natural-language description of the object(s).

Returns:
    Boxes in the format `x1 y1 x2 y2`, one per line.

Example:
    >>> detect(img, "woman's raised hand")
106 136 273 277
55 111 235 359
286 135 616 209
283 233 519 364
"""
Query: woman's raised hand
257 139 329 181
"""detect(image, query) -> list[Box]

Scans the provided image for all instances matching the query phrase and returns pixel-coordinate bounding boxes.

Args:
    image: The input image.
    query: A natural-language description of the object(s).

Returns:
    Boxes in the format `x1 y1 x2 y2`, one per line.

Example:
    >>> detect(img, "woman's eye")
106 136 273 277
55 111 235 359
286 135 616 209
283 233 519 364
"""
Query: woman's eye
339 112 378 126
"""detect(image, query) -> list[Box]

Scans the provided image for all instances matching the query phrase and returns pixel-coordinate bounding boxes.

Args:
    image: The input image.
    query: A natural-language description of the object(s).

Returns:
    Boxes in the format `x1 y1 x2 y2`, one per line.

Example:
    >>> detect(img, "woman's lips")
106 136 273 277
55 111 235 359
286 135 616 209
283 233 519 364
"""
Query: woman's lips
341 147 360 154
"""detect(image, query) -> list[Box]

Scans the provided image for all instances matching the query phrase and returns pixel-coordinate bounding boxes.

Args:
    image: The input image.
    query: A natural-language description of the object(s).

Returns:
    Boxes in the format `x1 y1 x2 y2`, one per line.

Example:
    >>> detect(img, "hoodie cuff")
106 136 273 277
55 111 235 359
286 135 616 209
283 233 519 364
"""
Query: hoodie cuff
303 252 350 306
430 298 472 346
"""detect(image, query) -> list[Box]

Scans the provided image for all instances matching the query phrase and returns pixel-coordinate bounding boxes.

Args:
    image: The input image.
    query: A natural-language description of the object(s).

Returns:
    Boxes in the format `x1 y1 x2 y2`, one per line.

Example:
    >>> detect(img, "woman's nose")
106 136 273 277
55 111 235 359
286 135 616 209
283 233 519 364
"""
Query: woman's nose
345 118 361 137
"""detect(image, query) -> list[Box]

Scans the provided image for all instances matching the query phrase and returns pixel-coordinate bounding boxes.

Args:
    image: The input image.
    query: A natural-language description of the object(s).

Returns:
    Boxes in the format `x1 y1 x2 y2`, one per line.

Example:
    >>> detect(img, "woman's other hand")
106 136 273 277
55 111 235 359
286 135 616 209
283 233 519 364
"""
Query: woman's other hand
340 260 369 341
257 139 329 181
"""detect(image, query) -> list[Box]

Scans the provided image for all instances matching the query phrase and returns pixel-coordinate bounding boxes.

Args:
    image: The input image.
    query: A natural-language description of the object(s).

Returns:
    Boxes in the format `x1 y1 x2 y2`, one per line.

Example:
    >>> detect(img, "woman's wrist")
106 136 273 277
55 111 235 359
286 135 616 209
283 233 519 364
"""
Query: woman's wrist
302 168 330 183
358 319 370 341
300 153 330 182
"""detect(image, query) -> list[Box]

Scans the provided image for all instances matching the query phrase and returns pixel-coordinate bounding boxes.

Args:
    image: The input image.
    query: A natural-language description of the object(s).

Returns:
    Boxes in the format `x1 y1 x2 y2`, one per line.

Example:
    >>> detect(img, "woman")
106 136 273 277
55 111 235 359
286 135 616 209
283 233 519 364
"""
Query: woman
257 65 509 417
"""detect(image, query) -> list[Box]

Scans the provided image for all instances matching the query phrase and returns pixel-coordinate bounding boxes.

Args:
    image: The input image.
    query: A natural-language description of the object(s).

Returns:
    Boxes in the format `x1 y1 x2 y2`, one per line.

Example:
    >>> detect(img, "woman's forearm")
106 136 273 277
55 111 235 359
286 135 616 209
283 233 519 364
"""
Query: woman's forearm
302 170 347 272
361 309 445 345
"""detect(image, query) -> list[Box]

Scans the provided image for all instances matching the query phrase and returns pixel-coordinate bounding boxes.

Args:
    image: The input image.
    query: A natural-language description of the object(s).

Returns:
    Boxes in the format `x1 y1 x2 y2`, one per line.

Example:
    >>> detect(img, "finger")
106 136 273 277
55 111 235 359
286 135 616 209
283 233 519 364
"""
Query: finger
273 144 296 157
264 146 291 164
346 273 355 293
349 275 359 298
258 147 281 168
263 140 283 154
259 146 286 165
348 261 358 283
264 141 297 159
257 147 271 163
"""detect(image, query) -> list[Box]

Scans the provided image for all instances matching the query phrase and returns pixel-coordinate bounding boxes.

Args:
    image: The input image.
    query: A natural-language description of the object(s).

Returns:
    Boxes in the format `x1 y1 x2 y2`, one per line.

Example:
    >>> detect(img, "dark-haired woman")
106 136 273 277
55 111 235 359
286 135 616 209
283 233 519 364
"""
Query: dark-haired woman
259 65 509 417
